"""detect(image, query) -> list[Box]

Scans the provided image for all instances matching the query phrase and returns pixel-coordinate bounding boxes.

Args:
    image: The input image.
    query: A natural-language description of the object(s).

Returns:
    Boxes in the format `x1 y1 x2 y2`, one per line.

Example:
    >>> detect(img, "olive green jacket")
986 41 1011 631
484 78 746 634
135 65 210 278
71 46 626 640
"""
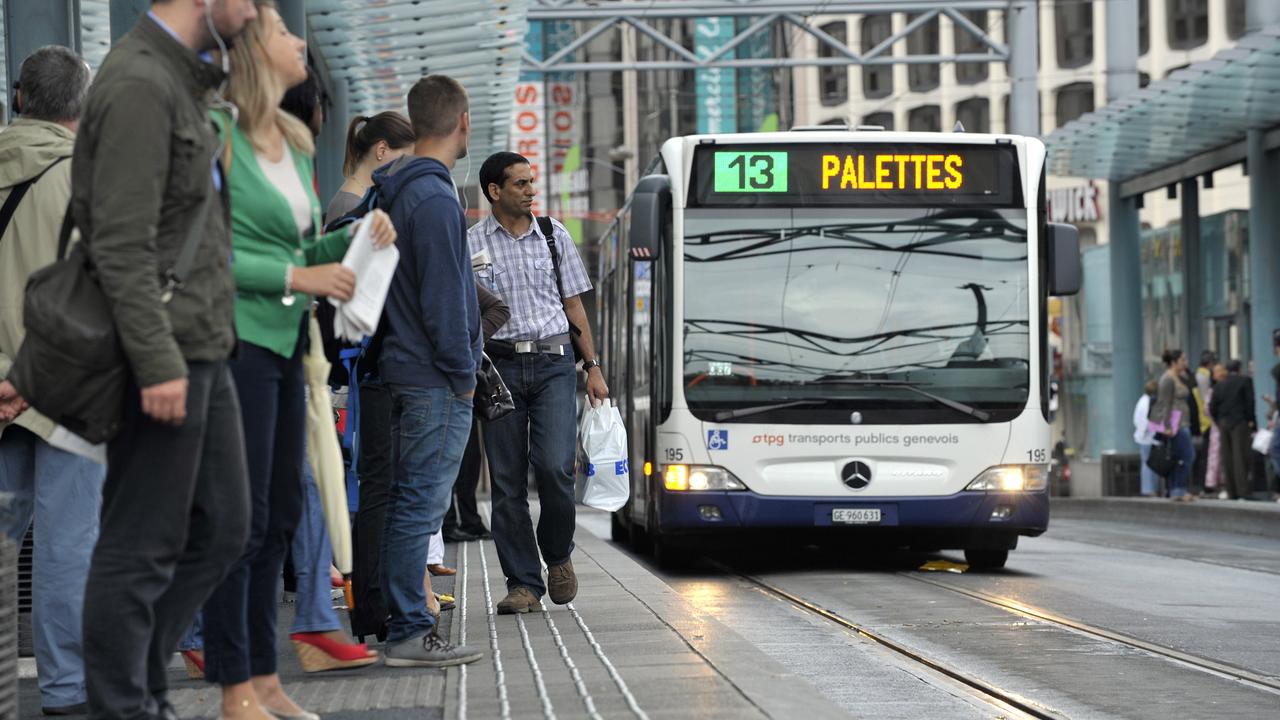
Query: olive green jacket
70 15 236 388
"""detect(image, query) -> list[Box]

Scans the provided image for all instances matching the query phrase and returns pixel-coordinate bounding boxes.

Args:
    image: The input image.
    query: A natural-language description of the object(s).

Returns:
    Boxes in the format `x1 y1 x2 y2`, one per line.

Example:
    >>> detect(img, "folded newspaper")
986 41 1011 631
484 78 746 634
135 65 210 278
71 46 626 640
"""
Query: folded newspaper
328 217 400 342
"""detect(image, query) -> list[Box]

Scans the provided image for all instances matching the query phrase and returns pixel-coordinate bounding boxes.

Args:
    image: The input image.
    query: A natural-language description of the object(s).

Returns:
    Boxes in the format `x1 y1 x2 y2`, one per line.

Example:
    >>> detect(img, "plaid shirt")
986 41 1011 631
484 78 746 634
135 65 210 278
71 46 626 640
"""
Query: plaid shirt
468 215 592 342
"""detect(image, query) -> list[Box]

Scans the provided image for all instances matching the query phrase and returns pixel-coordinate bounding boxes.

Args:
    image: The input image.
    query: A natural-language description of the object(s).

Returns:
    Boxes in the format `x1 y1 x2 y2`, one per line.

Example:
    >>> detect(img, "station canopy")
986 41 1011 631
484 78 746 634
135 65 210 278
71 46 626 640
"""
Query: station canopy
306 0 530 170
1045 26 1280 184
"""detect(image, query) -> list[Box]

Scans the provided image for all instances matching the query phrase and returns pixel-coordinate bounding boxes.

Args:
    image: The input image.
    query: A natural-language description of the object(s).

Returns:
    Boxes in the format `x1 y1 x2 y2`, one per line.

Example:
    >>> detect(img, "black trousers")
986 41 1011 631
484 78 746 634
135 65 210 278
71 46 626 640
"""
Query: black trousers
84 362 250 720
1219 422 1252 499
350 381 393 639
202 341 306 684
443 419 487 537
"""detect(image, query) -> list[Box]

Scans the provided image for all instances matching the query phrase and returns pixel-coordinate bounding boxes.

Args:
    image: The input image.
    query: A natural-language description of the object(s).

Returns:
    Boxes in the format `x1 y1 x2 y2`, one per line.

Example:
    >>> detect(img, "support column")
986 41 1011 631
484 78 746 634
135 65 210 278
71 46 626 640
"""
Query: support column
620 24 639 191
1181 178 1202 365
1247 0 1280 33
109 0 148 43
275 0 306 38
4 0 77 103
1247 130 1280 426
1109 190 1145 452
317 77 347 207
1006 0 1038 136
1105 0 1139 98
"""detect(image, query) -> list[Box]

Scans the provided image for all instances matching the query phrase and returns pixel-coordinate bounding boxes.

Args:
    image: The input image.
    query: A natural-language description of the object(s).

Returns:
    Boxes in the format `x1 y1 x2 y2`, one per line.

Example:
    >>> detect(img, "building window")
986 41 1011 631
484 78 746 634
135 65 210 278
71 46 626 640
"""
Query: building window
1226 0 1247 40
820 116 847 126
1140 0 1150 55
1055 82 1094 128
908 105 941 132
955 98 990 133
1166 0 1208 50
953 10 990 85
862 111 894 130
906 13 940 92
817 20 849 107
861 15 893 99
1054 0 1093 69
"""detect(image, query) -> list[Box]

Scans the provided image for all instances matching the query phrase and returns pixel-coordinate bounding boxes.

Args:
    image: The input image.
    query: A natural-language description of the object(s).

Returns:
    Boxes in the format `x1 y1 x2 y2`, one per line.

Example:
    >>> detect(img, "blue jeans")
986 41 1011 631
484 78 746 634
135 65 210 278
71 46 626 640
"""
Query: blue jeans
291 455 341 633
381 385 472 643
485 353 578 598
177 615 202 652
0 427 105 709
1139 444 1161 496
1168 428 1196 498
1269 427 1280 479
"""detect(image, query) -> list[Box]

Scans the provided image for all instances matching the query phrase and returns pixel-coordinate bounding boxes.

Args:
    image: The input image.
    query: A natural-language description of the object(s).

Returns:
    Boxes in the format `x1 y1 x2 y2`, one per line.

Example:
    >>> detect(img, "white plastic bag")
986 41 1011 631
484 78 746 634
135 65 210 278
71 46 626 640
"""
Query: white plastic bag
1252 428 1273 455
580 399 630 511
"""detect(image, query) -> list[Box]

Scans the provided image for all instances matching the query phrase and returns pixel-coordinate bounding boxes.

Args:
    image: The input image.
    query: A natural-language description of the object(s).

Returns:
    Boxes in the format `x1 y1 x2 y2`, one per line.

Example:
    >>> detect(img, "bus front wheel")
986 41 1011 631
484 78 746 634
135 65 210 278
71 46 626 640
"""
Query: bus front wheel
610 511 630 544
963 547 1009 570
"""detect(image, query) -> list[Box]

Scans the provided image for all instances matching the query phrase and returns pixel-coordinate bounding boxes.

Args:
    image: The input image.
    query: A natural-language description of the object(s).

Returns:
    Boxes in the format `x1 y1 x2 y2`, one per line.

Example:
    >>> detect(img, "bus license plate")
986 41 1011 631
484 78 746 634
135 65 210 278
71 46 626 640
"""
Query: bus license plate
832 508 881 525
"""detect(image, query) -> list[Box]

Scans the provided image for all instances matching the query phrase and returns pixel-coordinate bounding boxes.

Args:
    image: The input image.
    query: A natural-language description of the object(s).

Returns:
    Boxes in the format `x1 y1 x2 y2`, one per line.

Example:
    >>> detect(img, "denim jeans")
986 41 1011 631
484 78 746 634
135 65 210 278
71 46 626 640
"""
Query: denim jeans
291 450 341 634
484 353 578 598
1269 426 1280 479
1168 428 1196 498
1138 444 1161 496
0 427 105 709
381 385 472 643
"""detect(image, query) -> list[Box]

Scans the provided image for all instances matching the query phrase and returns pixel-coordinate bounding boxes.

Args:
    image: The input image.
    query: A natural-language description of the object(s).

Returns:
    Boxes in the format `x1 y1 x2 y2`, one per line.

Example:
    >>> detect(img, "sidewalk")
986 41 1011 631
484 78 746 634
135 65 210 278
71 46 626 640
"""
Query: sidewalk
18 508 845 719
1051 496 1280 539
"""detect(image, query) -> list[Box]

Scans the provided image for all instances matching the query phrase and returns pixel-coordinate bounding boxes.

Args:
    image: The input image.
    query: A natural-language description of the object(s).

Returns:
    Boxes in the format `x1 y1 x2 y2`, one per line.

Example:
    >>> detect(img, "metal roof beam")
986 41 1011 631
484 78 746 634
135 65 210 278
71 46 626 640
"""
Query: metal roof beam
1117 125 1280 198
526 0 1008 20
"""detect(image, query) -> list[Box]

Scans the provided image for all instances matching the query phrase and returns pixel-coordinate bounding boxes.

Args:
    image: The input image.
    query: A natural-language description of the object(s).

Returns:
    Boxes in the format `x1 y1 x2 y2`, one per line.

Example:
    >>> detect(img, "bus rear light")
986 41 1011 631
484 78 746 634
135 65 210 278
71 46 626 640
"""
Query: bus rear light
662 465 746 492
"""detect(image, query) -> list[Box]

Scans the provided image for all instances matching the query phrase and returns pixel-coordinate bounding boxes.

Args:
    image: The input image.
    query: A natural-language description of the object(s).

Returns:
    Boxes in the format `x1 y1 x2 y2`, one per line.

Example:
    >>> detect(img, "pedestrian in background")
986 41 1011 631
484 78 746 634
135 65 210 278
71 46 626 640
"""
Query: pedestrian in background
1210 360 1256 501
373 74 483 667
1265 331 1280 491
469 151 609 615
1133 380 1160 497
199 3 394 717
1191 350 1217 495
0 45 102 718
1151 349 1196 501
327 111 415 222
1204 363 1227 497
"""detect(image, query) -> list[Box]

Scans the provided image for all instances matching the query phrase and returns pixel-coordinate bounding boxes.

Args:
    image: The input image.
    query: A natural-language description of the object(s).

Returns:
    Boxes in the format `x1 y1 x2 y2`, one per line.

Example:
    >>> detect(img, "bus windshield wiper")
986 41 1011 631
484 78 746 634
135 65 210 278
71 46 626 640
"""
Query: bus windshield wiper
712 399 827 422
809 376 991 422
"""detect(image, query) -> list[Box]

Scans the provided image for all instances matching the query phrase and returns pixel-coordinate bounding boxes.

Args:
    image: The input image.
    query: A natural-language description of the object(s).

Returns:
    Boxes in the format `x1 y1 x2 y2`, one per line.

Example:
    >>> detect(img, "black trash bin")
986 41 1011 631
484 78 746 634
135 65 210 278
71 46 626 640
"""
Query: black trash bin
1102 452 1142 496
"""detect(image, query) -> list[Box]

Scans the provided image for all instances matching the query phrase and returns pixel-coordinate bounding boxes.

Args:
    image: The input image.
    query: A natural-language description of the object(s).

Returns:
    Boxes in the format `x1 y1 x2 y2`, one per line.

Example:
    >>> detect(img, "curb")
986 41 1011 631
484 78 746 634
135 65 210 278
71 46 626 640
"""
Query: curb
1050 497 1280 540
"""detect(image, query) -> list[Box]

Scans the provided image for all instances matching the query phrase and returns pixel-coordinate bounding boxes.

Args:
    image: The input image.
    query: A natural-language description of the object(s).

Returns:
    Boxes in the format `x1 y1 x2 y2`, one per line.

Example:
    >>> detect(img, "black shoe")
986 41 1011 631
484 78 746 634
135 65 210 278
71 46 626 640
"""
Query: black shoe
460 526 493 540
42 702 88 716
443 529 481 543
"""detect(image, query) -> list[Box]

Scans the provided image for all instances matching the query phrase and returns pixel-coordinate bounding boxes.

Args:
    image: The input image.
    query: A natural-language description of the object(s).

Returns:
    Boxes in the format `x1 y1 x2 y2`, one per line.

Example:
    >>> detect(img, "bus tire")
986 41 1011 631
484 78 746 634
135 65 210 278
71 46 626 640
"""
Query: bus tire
628 522 653 555
610 511 631 544
651 536 686 570
964 547 1009 570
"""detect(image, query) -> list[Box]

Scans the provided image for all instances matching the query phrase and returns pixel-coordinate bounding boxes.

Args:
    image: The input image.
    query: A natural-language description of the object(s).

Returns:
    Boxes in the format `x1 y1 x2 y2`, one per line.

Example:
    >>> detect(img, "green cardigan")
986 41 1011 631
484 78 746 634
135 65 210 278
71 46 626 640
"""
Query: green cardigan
214 112 351 357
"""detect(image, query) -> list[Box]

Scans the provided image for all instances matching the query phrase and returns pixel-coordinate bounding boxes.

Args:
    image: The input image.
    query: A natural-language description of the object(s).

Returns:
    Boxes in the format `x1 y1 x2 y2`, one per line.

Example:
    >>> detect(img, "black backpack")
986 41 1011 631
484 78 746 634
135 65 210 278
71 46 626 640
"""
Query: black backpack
317 185 388 387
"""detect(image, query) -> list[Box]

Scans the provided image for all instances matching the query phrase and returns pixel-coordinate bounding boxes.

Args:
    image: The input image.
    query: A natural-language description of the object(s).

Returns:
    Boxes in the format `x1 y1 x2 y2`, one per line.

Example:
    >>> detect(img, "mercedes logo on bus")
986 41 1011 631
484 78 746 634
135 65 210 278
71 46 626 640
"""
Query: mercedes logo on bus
841 461 872 489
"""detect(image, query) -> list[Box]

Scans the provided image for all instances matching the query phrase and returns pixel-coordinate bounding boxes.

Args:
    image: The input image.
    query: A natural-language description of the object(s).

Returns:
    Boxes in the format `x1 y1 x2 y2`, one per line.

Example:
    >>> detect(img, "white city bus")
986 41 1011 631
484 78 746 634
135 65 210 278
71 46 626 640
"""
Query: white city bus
595 130 1080 569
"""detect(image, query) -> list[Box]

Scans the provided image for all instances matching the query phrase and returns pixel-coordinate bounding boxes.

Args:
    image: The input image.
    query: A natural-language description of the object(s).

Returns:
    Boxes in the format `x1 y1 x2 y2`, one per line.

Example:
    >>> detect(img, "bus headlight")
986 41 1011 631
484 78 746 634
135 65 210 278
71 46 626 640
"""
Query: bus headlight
965 465 1048 492
663 465 747 491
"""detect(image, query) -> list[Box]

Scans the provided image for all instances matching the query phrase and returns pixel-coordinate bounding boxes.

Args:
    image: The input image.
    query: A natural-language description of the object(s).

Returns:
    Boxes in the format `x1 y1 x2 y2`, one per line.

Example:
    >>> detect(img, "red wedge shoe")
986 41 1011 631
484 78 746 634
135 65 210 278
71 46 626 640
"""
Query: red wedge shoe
289 631 379 673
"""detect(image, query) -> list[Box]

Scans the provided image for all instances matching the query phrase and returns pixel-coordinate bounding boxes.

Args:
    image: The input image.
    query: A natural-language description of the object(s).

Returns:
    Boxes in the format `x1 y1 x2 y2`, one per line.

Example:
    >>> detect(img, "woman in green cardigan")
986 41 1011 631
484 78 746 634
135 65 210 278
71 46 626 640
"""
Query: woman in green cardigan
200 4 395 720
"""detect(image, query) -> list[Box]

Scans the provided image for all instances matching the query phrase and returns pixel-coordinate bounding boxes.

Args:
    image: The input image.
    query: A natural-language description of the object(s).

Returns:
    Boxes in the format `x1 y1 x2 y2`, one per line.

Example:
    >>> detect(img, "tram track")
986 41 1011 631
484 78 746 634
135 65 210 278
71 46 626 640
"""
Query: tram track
711 561 1068 720
902 573 1280 697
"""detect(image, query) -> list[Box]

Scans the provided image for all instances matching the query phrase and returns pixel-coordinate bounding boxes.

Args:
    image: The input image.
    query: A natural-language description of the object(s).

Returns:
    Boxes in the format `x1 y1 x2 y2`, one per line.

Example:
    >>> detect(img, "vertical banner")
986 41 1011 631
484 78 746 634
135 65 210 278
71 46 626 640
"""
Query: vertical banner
737 17 779 133
510 81 548 216
694 17 737 134
544 20 586 243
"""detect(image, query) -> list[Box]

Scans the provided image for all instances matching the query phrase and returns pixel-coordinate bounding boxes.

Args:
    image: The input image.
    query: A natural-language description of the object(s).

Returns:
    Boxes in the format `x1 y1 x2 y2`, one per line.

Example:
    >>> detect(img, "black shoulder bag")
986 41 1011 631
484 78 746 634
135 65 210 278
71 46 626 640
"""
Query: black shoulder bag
8 193 213 443
535 216 584 362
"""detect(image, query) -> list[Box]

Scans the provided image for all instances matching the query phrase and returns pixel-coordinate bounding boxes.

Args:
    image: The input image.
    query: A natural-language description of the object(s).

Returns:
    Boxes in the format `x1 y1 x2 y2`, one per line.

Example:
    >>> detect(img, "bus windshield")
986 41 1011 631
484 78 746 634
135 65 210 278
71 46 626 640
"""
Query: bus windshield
682 207 1032 424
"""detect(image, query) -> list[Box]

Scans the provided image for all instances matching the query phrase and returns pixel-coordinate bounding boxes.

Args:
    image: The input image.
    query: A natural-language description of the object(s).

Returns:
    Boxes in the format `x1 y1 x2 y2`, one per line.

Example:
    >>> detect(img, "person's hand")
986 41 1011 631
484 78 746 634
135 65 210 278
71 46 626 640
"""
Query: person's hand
0 379 29 422
586 367 609 406
364 209 397 249
141 377 188 425
1265 393 1275 404
292 263 356 302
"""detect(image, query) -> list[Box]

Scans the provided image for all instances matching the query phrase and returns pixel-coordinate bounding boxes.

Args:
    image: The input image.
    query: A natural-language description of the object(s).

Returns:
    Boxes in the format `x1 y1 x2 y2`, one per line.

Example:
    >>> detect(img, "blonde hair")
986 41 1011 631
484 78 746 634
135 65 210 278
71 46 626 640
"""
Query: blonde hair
225 0 314 157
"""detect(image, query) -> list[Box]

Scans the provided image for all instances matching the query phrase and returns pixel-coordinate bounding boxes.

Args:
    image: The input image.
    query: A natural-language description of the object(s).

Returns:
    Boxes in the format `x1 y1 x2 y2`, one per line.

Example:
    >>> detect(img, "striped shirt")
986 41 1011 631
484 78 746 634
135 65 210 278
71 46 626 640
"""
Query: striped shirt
468 215 591 342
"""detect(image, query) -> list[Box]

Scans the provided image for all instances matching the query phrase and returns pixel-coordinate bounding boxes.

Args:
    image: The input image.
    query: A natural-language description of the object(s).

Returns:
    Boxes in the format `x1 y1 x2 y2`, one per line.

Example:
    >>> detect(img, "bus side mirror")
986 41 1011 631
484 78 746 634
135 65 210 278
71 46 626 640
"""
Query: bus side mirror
630 174 671 262
1047 223 1081 297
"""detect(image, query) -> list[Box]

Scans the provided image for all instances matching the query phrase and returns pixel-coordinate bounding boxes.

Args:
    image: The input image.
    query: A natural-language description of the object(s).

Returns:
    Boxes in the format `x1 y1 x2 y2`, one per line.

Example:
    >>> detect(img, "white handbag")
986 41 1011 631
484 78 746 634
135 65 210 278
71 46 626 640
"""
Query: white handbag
303 313 353 574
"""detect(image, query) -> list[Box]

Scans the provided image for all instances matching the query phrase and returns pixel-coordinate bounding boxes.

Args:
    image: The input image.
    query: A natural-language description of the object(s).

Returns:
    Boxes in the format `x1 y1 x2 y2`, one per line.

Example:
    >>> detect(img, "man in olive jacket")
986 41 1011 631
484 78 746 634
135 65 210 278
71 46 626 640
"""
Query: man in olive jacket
3 2 257 718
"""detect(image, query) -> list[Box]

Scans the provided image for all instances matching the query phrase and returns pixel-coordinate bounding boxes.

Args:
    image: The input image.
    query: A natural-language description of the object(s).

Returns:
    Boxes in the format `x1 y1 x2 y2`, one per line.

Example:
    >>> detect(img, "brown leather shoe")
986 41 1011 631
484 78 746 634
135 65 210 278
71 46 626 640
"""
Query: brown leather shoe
428 563 456 576
547 559 578 605
495 586 543 614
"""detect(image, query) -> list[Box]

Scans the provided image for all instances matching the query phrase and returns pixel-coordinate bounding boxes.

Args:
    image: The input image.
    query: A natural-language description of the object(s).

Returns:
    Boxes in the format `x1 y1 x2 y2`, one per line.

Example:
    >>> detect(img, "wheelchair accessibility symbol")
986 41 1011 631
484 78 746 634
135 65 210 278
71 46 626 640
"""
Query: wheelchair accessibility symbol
707 429 729 451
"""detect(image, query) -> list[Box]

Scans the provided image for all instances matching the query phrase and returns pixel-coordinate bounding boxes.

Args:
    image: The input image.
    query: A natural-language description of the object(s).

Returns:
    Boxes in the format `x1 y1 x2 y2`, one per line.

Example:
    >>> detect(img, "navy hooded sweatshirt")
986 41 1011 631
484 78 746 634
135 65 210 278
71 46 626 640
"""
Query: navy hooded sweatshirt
374 156 481 394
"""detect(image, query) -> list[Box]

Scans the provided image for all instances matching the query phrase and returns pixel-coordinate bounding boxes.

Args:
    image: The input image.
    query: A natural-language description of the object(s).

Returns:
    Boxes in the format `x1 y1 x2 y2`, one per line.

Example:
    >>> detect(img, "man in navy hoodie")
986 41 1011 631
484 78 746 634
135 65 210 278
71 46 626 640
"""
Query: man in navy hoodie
371 74 483 667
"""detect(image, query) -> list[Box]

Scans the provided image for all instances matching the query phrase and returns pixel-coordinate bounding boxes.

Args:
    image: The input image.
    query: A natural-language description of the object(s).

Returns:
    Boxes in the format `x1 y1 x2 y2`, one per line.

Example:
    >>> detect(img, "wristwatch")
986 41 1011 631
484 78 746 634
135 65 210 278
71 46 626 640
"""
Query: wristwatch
582 358 601 372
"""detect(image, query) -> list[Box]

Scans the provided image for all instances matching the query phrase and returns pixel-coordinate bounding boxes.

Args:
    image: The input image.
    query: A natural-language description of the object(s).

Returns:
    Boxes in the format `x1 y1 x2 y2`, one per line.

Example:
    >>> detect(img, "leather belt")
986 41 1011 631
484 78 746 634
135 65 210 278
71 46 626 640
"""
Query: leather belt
514 333 571 356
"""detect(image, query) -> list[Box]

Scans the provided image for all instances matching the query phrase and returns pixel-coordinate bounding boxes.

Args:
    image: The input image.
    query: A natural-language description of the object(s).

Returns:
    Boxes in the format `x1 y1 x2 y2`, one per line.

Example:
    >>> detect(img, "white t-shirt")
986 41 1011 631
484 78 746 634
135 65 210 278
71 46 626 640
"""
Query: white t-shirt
256 148 312 235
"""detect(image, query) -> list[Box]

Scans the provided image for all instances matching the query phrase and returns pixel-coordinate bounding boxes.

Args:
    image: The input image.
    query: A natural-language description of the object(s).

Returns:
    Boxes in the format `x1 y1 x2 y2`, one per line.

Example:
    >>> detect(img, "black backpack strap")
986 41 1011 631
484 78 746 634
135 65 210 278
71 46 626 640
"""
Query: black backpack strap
56 200 75 259
536 216 566 300
0 157 69 246
160 190 215 303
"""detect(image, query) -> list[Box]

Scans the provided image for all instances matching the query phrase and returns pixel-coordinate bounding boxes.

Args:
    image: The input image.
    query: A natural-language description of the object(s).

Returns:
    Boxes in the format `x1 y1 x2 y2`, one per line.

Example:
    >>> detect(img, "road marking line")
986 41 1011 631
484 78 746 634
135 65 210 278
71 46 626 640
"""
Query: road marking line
542 608 603 720
516 612 557 719
458 540 469 720
567 602 649 720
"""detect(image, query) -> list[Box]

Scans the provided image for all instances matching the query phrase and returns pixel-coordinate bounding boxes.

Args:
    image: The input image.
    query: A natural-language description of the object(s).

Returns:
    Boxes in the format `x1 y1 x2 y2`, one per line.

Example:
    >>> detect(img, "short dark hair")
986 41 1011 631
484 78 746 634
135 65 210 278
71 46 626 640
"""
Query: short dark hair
18 46 90 123
280 67 325 139
1162 348 1184 367
1226 359 1243 374
406 75 468 139
343 111 414 177
479 152 530 203
1199 350 1217 367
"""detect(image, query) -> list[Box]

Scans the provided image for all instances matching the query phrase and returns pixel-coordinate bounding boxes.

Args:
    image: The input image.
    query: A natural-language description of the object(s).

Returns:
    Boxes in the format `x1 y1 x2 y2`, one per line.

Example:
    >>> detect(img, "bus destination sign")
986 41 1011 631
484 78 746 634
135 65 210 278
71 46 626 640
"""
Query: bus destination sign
694 143 1021 208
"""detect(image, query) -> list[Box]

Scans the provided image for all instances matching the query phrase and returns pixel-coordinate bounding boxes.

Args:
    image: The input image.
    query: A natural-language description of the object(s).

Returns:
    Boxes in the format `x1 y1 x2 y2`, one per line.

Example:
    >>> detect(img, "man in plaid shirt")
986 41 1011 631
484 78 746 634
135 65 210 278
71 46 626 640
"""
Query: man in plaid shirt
469 151 609 614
